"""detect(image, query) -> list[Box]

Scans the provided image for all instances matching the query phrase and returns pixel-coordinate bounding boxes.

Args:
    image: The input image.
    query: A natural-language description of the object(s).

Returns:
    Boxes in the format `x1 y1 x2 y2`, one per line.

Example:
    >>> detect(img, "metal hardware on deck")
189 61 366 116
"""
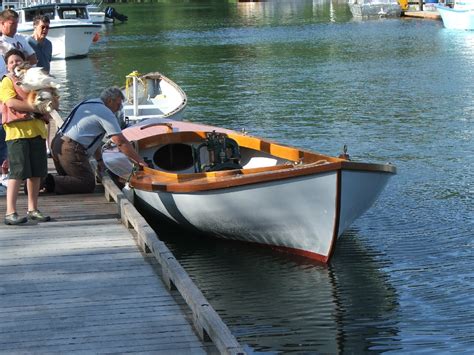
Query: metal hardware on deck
338 144 350 160
125 70 142 117
194 131 242 172
139 122 173 131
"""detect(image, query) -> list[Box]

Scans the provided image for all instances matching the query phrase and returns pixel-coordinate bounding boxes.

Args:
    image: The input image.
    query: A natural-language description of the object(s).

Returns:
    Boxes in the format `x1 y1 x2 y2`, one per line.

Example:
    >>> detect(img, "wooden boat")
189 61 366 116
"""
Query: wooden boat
103 119 396 263
120 71 187 127
436 0 474 30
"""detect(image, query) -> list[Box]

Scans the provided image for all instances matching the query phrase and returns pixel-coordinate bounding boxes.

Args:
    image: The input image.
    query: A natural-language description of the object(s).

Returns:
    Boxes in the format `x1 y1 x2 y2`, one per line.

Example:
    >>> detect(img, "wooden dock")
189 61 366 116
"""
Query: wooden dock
403 10 441 20
0 168 244 354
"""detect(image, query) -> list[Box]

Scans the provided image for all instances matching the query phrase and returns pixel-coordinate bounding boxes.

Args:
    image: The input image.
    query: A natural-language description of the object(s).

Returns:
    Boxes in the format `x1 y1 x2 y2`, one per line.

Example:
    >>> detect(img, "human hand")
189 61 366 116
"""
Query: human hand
137 160 151 169
35 101 51 114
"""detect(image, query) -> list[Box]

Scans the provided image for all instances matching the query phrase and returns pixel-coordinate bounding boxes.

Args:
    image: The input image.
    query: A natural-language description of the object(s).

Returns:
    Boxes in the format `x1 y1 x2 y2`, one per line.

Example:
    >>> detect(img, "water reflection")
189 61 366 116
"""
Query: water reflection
140 202 399 353
235 0 352 24
50 58 108 112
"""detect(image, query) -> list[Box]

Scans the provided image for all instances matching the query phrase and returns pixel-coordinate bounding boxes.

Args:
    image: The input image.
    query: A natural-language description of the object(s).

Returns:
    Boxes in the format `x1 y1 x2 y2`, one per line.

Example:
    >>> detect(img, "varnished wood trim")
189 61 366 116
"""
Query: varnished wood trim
119 130 396 193
131 162 341 192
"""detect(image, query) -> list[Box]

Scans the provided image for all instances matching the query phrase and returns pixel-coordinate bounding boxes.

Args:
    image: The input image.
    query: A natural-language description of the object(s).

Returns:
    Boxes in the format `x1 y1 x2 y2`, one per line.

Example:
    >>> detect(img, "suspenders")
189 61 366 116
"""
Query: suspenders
58 100 103 150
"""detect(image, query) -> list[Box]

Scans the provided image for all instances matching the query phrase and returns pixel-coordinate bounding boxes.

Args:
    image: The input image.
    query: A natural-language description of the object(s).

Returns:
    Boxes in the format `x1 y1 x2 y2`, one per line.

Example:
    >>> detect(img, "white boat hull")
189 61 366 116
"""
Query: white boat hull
134 167 392 262
89 11 107 24
18 23 101 59
122 72 188 124
436 5 474 30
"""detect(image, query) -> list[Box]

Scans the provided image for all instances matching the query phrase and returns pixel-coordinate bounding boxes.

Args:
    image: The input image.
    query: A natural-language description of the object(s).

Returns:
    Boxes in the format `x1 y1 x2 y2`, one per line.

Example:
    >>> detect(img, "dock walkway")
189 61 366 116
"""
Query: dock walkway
0 172 243 353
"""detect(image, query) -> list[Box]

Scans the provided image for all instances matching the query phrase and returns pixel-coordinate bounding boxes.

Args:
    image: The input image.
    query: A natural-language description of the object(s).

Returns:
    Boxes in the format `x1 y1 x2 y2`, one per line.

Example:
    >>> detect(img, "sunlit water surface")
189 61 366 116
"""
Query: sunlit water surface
50 1 473 353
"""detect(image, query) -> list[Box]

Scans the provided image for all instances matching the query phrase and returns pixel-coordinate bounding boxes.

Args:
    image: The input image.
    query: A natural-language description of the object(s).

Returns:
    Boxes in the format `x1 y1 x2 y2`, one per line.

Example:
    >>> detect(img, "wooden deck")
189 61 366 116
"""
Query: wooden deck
403 10 441 20
0 165 244 354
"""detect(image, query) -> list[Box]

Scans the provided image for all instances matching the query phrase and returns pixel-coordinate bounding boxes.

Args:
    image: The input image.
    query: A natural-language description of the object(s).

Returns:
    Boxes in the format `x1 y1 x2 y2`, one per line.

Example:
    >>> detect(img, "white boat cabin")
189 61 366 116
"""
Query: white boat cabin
2 1 93 24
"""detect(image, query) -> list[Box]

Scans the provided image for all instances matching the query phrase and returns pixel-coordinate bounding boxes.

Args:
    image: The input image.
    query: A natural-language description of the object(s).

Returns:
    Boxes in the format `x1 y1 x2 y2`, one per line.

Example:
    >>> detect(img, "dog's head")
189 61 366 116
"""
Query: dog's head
15 66 61 91
13 63 32 80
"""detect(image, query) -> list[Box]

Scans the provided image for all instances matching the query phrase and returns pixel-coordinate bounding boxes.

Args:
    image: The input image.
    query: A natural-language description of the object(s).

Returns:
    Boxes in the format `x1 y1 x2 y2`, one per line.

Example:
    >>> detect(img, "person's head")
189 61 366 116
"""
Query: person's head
4 48 25 73
100 86 125 114
32 15 50 41
0 9 19 37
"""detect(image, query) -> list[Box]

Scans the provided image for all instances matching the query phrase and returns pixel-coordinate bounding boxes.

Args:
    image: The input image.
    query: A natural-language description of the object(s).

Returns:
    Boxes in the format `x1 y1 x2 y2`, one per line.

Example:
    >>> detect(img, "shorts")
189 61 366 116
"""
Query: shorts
6 136 47 180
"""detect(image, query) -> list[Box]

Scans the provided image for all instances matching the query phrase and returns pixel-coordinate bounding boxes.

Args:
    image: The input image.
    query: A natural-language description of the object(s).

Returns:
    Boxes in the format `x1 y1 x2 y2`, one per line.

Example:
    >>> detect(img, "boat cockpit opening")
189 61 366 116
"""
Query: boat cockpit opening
151 143 194 172
144 131 244 173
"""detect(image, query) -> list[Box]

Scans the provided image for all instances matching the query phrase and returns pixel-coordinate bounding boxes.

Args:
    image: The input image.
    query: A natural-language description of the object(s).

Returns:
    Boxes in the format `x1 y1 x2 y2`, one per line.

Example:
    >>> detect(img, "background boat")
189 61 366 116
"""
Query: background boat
348 0 402 18
3 0 101 59
436 0 474 30
120 71 187 127
87 1 128 24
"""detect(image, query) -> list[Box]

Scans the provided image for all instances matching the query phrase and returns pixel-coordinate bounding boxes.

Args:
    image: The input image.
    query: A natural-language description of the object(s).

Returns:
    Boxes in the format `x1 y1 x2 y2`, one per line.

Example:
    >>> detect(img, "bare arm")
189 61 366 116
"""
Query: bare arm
28 54 38 66
4 97 37 112
110 133 147 167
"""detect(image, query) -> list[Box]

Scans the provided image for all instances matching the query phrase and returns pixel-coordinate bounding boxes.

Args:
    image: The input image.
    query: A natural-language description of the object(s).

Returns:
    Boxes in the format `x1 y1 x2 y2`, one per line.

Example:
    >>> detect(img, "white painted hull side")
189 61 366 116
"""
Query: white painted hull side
436 5 474 30
133 168 392 261
19 23 101 59
338 170 392 236
136 171 338 259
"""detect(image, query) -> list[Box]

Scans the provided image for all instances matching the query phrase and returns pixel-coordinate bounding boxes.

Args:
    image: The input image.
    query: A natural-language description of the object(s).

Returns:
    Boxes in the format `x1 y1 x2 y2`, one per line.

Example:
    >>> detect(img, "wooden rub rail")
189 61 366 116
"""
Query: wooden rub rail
101 175 245 355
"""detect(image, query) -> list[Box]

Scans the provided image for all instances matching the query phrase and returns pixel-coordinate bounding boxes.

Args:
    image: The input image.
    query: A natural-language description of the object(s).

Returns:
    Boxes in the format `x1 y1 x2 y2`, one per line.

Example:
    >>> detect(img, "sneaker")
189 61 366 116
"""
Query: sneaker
4 212 27 225
0 174 7 187
27 209 51 222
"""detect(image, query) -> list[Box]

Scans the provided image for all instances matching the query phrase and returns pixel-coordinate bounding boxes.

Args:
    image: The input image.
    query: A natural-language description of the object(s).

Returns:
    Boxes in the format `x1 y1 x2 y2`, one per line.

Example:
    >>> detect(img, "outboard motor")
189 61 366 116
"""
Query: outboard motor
105 6 128 22
194 131 242 172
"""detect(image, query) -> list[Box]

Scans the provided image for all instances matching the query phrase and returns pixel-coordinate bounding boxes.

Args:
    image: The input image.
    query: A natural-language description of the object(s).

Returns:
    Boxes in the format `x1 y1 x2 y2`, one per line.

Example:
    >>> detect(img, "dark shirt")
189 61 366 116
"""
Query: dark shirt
27 37 52 73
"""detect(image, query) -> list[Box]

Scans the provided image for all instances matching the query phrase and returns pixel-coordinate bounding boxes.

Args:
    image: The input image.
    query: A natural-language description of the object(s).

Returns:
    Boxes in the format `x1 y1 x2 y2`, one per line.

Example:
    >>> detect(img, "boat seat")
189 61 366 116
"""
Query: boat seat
243 157 278 169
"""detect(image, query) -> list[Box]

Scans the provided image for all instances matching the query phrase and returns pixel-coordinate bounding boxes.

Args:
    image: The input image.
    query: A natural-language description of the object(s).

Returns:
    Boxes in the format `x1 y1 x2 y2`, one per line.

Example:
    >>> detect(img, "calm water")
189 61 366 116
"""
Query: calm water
50 1 473 353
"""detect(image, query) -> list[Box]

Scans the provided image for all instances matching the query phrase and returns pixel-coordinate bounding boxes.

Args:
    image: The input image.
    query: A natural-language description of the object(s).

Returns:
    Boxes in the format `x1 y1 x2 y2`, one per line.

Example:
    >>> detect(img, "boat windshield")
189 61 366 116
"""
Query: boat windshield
23 6 89 22
58 7 88 20
24 8 55 22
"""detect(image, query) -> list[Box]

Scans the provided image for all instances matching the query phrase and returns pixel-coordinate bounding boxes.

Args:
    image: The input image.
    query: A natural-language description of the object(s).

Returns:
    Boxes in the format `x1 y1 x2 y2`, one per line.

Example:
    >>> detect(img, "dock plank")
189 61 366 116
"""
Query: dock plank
0 190 220 354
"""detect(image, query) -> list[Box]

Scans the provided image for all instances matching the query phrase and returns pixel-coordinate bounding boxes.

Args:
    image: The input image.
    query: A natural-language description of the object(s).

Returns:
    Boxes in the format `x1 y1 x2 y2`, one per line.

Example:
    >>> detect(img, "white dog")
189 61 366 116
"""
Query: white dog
14 65 60 113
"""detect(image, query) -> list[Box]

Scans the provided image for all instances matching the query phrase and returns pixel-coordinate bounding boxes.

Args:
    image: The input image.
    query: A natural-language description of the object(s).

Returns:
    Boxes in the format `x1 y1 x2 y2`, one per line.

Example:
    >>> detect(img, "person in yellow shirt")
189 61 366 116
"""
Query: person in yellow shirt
1 49 56 225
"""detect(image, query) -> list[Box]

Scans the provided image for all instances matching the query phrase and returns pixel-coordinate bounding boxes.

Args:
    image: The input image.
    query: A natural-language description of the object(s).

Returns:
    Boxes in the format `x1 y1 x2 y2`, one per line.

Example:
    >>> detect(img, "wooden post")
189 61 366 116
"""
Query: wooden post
419 0 424 10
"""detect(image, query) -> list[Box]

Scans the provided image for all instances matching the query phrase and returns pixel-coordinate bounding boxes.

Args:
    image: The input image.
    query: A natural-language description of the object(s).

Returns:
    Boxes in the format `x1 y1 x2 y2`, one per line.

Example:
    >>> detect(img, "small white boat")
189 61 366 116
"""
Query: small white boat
436 0 474 30
348 0 402 18
103 119 396 263
120 71 188 127
87 1 128 24
4 0 101 59
87 1 110 24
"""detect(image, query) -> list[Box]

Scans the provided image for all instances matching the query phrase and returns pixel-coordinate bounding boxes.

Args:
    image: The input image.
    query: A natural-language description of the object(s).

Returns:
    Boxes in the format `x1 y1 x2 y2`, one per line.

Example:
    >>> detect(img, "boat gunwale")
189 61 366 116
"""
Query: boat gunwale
123 130 396 193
